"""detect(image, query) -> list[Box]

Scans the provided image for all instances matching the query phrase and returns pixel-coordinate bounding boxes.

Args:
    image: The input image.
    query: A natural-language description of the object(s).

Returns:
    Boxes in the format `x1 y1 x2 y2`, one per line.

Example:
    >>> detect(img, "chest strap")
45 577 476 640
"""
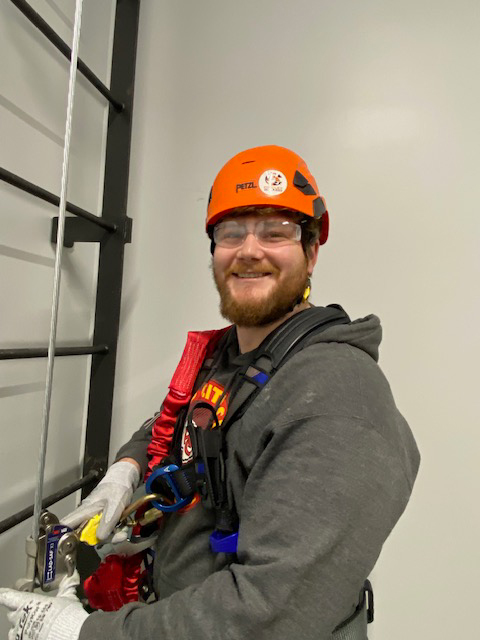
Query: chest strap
222 304 350 431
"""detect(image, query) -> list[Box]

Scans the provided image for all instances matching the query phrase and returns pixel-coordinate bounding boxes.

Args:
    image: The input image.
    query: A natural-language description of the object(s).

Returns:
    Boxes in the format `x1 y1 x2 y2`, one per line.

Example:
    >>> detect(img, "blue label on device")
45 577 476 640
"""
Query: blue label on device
44 525 69 584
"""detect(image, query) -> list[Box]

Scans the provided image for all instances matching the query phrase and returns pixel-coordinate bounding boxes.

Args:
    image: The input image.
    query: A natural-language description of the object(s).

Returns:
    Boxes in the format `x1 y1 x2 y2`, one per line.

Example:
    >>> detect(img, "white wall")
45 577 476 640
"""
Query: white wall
110 1 480 638
0 0 116 637
1 1 478 639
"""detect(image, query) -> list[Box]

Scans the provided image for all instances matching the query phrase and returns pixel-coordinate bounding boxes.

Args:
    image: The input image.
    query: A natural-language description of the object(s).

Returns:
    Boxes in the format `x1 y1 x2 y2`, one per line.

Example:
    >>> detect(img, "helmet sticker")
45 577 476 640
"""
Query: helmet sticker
259 170 287 196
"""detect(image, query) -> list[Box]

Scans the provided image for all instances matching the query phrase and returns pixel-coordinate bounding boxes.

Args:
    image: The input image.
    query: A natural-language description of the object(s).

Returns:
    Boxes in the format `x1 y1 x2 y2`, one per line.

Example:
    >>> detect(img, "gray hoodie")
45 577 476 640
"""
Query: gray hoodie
80 313 420 640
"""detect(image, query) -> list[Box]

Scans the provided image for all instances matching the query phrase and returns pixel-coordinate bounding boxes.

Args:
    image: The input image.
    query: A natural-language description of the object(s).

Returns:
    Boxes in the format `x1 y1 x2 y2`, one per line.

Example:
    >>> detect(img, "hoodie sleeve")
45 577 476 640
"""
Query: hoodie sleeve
79 411 419 640
114 414 159 475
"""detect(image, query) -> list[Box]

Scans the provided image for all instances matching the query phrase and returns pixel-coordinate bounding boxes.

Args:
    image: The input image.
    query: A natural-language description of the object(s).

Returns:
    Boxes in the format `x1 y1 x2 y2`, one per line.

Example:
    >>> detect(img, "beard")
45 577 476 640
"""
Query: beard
212 257 309 327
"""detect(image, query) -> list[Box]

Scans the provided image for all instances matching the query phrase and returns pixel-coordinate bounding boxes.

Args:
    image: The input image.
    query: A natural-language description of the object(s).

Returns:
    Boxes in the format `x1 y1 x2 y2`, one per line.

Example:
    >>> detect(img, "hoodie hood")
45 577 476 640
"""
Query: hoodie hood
305 311 382 363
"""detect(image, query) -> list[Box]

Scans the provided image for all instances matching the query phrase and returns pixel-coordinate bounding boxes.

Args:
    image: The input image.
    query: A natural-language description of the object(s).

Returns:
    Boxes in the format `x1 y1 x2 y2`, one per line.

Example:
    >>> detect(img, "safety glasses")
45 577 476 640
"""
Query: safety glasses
213 218 303 248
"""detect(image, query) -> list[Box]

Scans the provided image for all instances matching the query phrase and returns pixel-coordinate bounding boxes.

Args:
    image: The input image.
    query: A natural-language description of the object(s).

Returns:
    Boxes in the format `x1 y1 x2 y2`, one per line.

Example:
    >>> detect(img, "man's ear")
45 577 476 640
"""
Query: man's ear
307 240 320 275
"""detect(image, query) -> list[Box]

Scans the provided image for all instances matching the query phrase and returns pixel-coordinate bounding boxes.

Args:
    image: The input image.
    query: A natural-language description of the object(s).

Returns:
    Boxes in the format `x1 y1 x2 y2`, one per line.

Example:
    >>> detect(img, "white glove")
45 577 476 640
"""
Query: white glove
61 460 140 540
0 571 88 640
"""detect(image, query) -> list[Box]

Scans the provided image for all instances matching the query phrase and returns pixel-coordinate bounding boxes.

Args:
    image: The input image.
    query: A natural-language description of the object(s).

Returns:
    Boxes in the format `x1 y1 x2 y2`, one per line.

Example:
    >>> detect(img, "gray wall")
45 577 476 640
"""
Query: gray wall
2 1 479 638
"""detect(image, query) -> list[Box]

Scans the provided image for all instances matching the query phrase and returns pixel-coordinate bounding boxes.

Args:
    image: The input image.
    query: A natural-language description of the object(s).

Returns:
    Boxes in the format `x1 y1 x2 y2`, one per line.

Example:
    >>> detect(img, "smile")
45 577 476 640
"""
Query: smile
233 273 271 279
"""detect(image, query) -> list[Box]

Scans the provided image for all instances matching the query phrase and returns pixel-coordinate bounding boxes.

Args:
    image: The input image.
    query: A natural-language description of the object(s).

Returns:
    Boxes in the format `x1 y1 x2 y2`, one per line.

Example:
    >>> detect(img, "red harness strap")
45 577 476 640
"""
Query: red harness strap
84 327 231 612
145 327 230 479
84 554 142 611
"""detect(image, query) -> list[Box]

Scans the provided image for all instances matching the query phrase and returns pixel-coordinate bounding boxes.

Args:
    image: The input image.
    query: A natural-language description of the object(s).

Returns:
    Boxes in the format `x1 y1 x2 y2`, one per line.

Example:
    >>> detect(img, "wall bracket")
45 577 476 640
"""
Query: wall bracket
51 216 132 247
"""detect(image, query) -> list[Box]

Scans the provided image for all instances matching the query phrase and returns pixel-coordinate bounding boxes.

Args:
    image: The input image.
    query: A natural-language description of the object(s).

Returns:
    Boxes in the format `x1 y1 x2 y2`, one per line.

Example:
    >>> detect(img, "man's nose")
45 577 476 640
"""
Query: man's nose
236 231 265 259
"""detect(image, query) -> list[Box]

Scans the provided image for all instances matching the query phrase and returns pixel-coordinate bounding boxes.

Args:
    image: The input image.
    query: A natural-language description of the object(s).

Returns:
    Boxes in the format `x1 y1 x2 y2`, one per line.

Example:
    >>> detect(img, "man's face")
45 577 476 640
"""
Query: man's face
212 214 319 327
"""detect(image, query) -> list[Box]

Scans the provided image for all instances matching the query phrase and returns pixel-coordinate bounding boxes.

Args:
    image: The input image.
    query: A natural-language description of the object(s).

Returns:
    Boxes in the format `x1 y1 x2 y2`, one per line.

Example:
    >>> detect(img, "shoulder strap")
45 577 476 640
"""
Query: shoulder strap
260 303 349 368
198 305 350 536
222 304 350 430
145 326 231 478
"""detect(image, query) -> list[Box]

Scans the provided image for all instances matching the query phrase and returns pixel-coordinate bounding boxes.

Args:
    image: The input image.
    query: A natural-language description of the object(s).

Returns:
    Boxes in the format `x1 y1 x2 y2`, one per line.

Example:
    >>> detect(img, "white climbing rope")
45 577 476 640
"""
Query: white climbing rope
32 0 84 543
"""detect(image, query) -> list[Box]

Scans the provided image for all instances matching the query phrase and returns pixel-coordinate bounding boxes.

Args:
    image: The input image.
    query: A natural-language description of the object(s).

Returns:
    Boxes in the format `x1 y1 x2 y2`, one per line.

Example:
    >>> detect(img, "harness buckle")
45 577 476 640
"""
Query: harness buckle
210 530 238 554
364 579 374 623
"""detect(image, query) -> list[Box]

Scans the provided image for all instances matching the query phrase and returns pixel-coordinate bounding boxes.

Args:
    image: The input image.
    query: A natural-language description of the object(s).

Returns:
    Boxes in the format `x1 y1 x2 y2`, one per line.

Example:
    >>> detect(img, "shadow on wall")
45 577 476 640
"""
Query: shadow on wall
0 244 56 268
0 94 64 147
0 381 45 399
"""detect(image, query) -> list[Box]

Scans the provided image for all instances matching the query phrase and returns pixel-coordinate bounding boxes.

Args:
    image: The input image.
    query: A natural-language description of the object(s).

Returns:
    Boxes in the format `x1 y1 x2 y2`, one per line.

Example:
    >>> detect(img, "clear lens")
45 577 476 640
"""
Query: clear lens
214 221 246 247
213 218 301 248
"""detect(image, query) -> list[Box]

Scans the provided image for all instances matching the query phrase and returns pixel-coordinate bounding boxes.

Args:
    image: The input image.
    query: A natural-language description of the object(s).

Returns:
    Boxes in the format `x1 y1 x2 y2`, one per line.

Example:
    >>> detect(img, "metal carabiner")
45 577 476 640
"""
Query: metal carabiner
145 464 195 513
118 493 165 527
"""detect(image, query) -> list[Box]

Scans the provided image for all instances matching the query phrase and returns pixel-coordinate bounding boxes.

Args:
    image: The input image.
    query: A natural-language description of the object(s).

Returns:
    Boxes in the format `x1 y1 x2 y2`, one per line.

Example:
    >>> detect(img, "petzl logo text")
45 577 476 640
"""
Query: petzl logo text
236 181 257 193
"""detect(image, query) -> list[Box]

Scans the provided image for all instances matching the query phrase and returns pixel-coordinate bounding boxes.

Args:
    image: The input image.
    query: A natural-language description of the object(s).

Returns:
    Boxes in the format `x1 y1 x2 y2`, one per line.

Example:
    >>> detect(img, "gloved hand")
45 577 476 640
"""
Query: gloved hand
0 571 89 640
62 460 140 540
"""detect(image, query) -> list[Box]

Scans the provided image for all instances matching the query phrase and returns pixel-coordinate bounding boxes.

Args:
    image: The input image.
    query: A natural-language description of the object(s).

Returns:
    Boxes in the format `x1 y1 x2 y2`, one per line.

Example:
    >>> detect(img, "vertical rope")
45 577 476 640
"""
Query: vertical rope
32 0 84 544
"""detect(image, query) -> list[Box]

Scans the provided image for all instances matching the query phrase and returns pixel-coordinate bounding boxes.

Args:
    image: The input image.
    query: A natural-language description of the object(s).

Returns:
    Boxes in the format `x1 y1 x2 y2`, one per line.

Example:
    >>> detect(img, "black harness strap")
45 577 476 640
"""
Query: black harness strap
221 304 350 431
262 303 350 367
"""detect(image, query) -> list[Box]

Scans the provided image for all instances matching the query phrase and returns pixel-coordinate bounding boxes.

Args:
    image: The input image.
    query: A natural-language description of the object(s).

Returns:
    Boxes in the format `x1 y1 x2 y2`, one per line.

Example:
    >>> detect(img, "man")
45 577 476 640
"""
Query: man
0 145 420 639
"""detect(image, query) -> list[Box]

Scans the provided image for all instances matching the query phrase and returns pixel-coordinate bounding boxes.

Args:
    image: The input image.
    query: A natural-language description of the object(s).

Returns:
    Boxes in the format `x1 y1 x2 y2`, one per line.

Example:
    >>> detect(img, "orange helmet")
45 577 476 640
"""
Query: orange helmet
206 145 329 245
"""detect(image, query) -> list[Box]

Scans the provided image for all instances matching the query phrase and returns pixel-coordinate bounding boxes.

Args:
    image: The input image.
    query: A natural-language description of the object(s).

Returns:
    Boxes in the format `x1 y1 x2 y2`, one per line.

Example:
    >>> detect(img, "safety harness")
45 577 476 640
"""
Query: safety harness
87 305 374 636
146 305 352 550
